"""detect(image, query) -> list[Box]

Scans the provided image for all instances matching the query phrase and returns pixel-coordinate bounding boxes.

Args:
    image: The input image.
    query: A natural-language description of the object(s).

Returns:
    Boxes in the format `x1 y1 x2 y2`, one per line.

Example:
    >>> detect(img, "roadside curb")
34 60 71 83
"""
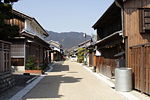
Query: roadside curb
26 76 39 84
9 63 55 100
77 62 140 100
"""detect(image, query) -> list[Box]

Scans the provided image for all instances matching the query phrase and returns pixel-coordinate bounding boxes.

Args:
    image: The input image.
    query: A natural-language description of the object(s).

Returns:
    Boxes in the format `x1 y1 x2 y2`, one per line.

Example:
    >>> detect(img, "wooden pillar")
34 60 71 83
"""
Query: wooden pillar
140 46 144 93
9 44 11 72
125 37 128 67
1 43 4 72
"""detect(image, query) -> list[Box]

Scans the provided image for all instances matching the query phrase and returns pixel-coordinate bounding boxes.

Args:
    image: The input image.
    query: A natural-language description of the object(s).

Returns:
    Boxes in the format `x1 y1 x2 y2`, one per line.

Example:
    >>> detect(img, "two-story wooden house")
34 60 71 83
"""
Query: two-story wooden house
93 2 125 78
6 10 50 72
122 0 150 95
93 0 150 95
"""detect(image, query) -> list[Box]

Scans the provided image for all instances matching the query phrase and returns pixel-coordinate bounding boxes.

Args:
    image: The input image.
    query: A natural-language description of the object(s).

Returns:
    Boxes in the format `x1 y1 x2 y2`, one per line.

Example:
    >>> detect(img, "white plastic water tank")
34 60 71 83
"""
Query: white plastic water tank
115 68 132 92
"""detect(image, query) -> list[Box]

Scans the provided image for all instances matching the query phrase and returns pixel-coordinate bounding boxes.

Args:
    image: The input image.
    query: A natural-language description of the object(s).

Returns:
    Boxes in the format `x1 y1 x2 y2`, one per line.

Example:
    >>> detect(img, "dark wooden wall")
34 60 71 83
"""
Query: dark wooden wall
0 40 15 92
5 16 25 32
0 40 11 73
26 43 44 68
96 56 117 78
96 6 122 40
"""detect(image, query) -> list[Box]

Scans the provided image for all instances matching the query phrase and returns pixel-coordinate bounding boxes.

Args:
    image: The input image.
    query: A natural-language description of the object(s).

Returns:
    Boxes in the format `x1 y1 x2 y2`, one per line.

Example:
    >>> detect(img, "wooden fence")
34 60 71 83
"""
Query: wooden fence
130 43 150 95
0 40 11 73
0 40 14 92
96 57 117 78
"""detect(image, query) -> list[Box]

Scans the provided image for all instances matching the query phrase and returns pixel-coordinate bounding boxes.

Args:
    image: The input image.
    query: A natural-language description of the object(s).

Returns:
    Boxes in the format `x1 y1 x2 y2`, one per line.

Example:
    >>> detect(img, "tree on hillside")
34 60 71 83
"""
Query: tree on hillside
0 0 19 40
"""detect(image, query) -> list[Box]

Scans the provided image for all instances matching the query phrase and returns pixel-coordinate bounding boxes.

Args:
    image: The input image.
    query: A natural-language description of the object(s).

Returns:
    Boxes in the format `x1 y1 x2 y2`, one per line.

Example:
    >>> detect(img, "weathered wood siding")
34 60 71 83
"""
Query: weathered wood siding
124 0 150 94
130 44 150 94
0 40 15 92
89 52 94 67
96 57 116 78
124 0 150 47
11 40 25 67
5 17 25 32
0 40 11 72
11 40 25 57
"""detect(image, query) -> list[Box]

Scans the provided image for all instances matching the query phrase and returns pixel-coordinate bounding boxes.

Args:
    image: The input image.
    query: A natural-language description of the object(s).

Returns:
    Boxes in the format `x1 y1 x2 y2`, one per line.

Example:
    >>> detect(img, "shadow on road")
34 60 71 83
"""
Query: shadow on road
23 62 82 100
52 63 69 72
24 75 82 99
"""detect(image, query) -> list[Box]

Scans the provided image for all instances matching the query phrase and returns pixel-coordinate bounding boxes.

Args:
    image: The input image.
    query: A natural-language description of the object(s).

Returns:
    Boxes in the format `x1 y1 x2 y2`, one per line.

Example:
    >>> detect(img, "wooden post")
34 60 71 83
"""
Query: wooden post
140 46 144 93
9 44 11 72
1 42 4 72
0 50 2 72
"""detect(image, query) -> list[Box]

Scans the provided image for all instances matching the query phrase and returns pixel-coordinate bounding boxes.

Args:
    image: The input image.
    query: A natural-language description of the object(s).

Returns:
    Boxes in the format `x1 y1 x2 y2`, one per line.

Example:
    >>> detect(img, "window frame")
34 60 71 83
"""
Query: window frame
139 8 150 33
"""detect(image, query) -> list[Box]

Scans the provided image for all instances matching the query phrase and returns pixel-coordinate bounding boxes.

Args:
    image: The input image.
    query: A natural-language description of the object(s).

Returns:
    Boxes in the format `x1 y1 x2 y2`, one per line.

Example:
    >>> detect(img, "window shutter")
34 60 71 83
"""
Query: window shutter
139 8 150 33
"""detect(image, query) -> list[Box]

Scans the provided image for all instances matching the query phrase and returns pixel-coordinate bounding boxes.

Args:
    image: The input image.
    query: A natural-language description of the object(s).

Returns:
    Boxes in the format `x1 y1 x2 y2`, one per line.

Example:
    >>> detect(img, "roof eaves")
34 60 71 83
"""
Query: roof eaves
12 10 49 37
12 10 33 21
32 18 49 36
92 2 116 29
95 30 123 45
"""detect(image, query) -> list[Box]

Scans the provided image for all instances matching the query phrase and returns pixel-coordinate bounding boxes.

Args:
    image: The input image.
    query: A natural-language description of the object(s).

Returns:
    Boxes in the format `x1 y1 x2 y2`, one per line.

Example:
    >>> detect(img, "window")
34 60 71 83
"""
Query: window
139 8 150 33
11 58 24 66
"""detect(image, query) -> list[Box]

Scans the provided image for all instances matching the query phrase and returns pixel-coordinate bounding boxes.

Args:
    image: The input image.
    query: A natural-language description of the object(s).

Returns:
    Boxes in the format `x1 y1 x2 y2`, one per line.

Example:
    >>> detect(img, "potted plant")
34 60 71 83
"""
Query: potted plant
25 56 42 74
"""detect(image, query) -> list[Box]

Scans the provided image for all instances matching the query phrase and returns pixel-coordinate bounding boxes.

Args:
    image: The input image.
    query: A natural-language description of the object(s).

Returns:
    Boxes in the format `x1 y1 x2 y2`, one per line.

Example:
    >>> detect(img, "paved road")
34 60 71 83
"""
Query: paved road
22 61 127 100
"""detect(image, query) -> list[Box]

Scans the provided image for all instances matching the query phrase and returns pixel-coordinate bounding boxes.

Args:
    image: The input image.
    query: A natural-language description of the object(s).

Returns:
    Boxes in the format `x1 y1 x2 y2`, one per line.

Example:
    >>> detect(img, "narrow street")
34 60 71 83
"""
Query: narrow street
22 60 127 100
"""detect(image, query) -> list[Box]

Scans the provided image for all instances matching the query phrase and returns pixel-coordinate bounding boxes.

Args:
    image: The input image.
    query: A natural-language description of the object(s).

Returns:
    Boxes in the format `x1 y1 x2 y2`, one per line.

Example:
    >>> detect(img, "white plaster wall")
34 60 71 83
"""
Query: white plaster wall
51 53 54 61
25 20 46 40
25 20 35 35
11 66 25 73
87 55 90 66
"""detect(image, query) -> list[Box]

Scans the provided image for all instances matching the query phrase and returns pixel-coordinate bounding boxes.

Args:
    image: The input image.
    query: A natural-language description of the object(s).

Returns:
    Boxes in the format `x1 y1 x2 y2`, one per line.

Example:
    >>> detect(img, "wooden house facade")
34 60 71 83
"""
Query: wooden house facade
93 3 125 78
123 0 150 95
7 10 50 72
49 40 63 61
93 0 150 95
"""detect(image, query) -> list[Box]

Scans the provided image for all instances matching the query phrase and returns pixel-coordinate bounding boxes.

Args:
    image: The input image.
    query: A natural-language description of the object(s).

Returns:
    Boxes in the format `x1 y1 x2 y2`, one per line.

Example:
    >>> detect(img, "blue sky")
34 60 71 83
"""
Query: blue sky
13 0 114 35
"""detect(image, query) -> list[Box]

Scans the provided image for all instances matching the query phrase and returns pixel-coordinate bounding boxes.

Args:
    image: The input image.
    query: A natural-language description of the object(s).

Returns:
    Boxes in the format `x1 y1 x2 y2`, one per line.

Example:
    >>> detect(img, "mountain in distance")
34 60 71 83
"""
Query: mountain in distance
45 31 92 50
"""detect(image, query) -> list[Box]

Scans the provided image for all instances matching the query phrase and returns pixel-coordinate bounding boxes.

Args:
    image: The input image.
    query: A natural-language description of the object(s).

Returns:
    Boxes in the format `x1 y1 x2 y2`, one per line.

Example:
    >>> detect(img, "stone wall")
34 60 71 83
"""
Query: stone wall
0 71 15 92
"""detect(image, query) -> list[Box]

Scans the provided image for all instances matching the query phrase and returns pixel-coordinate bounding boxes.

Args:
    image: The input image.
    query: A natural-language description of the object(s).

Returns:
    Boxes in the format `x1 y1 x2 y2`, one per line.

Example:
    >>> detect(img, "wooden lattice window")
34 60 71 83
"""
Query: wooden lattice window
139 8 150 33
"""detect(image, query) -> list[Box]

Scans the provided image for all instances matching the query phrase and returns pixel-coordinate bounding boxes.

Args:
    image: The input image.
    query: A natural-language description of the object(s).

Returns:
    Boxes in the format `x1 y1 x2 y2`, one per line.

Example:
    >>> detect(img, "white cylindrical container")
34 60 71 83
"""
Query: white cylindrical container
115 68 132 92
